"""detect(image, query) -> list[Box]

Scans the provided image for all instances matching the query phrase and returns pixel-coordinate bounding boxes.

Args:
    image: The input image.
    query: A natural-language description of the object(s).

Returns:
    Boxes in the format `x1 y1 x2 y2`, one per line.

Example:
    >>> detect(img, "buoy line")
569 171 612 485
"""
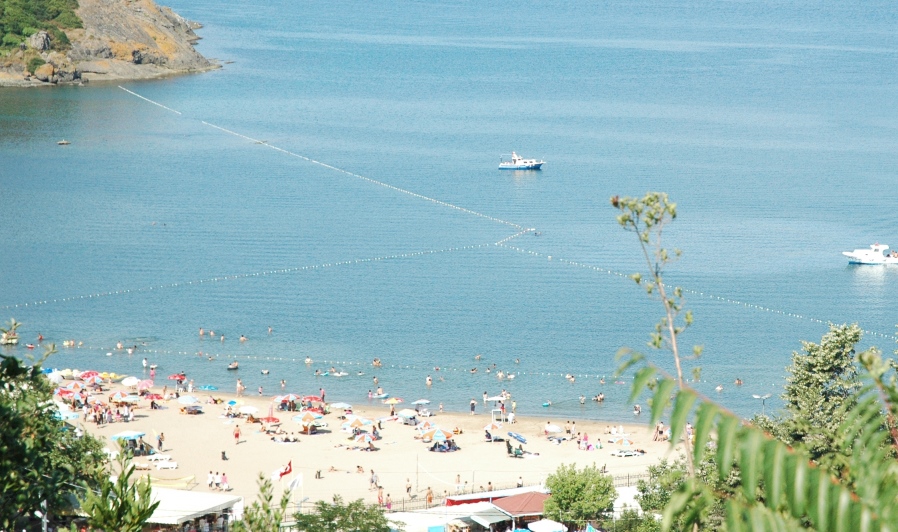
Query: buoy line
116 86 526 231
496 243 898 342
0 242 497 311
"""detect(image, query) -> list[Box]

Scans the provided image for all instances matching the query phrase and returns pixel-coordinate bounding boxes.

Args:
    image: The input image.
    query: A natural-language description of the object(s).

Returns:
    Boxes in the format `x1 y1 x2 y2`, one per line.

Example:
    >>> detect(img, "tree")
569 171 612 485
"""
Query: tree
543 463 616 529
613 193 898 530
0 346 106 529
230 474 291 532
778 323 866 467
78 449 160 532
292 494 397 532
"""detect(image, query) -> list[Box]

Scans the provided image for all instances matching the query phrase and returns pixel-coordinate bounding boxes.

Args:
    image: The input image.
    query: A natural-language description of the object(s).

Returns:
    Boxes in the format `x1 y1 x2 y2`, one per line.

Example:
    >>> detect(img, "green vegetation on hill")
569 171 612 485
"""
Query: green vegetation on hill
0 0 81 50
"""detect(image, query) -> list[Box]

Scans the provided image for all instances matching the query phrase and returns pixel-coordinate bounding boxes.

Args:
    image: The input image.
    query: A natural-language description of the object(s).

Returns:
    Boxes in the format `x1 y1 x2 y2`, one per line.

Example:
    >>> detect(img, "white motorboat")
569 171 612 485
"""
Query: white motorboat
498 152 544 170
842 243 898 265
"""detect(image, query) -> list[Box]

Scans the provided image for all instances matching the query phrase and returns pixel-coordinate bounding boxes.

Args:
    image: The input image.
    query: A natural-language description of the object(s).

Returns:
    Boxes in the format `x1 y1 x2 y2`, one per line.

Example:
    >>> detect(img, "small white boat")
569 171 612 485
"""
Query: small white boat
842 243 898 265
499 152 544 170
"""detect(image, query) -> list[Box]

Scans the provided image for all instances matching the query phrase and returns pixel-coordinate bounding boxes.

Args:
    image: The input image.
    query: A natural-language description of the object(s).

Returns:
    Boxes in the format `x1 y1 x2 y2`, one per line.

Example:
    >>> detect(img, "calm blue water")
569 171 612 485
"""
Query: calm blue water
2 0 897 422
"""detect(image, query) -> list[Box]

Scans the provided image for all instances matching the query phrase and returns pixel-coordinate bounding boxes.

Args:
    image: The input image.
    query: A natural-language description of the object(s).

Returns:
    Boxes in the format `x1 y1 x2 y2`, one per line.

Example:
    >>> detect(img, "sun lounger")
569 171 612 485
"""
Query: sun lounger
147 454 171 461
156 461 178 470
133 463 151 470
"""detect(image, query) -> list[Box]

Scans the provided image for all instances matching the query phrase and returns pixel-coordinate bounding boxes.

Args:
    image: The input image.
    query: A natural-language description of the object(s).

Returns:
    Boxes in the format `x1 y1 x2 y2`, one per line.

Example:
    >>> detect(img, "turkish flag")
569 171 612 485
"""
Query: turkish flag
279 460 292 479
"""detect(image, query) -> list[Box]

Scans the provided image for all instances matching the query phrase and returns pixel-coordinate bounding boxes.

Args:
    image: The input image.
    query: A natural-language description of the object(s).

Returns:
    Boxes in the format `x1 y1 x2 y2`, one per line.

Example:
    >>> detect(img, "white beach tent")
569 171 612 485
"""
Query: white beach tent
146 487 244 525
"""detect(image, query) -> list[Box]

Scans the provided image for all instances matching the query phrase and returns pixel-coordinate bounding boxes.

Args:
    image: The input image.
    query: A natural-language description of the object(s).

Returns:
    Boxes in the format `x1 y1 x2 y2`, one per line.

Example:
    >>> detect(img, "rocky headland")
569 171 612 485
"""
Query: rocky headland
0 0 218 87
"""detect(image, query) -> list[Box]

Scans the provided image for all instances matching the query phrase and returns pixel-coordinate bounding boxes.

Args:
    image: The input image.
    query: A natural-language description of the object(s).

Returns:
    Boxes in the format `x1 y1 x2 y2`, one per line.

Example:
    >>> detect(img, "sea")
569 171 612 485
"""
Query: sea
2 0 897 423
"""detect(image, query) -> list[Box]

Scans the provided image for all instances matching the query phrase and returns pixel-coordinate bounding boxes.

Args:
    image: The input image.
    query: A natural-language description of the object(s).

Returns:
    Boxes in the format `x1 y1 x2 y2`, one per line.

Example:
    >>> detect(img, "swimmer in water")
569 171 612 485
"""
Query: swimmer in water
305 357 312 364
475 354 482 361
240 335 246 342
426 375 432 386
514 358 520 364
470 368 478 374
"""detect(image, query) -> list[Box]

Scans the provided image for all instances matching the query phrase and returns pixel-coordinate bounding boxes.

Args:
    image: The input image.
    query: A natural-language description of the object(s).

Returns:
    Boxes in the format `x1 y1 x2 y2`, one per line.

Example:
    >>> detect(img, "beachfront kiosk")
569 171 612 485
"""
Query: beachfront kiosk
145 487 243 530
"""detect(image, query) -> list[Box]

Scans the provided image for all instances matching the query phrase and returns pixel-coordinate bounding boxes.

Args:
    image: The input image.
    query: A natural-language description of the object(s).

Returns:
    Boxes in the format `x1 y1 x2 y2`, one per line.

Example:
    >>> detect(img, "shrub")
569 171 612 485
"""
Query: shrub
53 11 82 29
2 33 22 47
50 27 68 47
27 57 45 73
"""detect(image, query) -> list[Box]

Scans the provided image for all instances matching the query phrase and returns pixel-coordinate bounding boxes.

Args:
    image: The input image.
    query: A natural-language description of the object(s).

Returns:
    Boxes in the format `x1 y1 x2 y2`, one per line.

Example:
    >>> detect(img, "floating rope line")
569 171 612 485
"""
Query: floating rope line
199 121 525 230
117 86 182 115
116 86 525 231
497 243 898 342
0 243 496 311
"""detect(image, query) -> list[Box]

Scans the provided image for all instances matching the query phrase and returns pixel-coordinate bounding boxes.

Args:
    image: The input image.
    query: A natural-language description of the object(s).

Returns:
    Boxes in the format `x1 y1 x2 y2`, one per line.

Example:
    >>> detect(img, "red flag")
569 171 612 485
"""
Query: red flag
279 460 292 479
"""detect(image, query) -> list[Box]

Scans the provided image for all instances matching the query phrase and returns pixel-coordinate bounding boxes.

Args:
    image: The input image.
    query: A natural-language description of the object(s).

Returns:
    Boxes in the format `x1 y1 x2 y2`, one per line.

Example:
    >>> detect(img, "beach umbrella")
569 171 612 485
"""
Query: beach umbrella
86 395 105 405
484 422 503 431
422 428 454 442
618 437 635 446
295 412 323 423
110 430 145 441
545 424 562 433
121 376 140 387
226 399 240 406
197 384 218 391
47 371 64 384
82 375 104 386
528 519 567 532
168 373 185 380
109 391 131 402
330 402 352 409
260 416 281 423
397 409 418 418
508 432 527 444
301 395 323 403
178 395 199 405
418 420 436 430
350 417 373 428
65 381 84 391
411 399 430 405
137 379 154 390
383 397 403 405
238 405 258 415
79 370 99 380
354 433 373 443
54 388 73 397
144 393 163 400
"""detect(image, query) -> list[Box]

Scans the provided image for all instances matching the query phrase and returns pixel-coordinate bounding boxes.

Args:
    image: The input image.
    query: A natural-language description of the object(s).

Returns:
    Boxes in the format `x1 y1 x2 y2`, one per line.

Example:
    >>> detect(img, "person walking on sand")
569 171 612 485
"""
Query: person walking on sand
233 425 241 445
470 398 476 415
385 494 392 511
406 478 412 497
370 469 378 490
157 432 165 451
221 472 229 491
426 487 434 505
377 486 384 506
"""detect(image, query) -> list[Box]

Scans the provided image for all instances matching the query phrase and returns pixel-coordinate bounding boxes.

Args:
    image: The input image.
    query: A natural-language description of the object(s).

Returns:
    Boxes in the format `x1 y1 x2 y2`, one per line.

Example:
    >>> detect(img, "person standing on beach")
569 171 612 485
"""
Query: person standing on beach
385 494 392 511
236 379 243 397
258 386 263 396
470 398 476 415
221 472 229 491
483 391 488 404
377 486 384 506
406 478 412 497
207 471 214 489
157 432 164 451
233 425 241 445
370 470 378 490
281 379 286 390
320 387 325 402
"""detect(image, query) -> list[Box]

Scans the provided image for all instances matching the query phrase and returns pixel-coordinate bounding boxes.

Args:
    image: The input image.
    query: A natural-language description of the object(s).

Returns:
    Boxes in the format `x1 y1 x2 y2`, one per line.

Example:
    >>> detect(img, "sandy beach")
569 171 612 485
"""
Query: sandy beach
73 381 679 509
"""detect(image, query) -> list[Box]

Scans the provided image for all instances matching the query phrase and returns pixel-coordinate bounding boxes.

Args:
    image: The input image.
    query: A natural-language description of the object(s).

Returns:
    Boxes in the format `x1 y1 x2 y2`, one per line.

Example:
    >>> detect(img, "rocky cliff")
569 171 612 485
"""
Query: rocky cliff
0 0 218 86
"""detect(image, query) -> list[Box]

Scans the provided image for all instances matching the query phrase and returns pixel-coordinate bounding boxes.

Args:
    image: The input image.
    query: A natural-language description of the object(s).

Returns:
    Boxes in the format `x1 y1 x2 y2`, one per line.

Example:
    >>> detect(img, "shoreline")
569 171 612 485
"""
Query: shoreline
70 379 680 507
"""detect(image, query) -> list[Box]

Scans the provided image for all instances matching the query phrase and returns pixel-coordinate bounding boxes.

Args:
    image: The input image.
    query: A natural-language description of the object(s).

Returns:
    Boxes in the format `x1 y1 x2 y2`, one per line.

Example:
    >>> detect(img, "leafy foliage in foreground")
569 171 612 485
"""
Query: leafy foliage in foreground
78 450 160 532
230 474 291 532
0 0 81 49
612 192 898 531
0 348 106 530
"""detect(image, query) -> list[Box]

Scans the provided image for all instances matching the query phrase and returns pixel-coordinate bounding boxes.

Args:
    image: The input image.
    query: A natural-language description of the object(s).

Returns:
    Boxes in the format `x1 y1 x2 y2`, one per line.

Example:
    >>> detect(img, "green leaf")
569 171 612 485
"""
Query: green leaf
650 378 676 427
630 366 658 403
691 401 718 465
739 428 763 500
668 390 696 449
716 415 739 478
762 438 785 510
